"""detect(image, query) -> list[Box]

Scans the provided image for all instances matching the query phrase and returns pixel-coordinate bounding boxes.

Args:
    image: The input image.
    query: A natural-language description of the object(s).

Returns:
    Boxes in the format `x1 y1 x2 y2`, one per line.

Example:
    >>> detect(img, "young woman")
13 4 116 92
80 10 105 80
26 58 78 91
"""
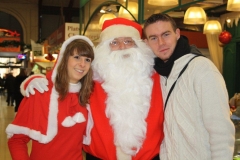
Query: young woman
6 35 95 160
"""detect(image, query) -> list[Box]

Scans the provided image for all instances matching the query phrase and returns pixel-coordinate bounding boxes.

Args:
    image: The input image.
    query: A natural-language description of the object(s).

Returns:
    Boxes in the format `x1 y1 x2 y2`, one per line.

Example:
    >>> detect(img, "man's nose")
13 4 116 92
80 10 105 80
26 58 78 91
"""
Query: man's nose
118 41 127 50
158 37 165 45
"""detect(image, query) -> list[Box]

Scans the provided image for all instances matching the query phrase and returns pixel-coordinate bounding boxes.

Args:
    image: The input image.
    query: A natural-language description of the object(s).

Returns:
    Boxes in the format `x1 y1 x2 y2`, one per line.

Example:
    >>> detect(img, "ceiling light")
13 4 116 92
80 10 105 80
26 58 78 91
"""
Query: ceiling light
99 14 116 29
203 20 222 34
119 2 138 20
100 10 106 13
148 0 178 6
100 6 107 13
227 0 240 11
183 7 207 24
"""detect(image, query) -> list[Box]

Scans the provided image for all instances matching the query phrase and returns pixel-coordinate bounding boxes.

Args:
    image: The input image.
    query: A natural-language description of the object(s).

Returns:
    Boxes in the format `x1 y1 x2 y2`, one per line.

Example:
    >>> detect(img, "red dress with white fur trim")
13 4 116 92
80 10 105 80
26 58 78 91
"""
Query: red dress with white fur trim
6 80 88 160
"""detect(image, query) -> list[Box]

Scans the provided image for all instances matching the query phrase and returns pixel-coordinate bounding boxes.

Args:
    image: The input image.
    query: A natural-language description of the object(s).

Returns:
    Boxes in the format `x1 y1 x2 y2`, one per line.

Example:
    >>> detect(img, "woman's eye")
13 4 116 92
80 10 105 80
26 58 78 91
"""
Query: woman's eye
86 58 91 62
74 55 80 59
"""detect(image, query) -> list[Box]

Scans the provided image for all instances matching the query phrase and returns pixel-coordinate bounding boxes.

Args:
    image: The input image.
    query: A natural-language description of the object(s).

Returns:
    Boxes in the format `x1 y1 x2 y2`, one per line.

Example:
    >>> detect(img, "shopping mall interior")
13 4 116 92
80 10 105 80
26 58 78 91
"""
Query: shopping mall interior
0 0 240 159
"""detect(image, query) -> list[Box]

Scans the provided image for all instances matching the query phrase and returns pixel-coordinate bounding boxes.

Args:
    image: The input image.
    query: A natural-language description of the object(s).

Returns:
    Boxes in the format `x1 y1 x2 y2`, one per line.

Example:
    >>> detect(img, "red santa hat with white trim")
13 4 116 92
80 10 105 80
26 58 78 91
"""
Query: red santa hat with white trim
100 17 143 42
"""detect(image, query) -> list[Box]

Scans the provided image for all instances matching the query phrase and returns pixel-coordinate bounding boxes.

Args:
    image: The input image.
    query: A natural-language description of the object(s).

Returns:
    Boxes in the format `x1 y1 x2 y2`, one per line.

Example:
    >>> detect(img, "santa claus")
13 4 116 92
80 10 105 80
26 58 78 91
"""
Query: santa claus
21 18 164 160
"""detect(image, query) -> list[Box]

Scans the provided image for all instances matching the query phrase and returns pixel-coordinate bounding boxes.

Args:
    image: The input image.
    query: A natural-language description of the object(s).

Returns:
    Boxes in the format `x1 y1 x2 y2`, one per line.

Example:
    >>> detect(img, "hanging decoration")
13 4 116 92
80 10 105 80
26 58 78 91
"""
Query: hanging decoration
0 40 21 47
183 7 207 24
31 39 43 56
45 53 55 61
203 20 222 34
119 2 138 20
99 14 116 29
148 0 178 6
227 0 240 11
0 29 20 37
218 30 232 45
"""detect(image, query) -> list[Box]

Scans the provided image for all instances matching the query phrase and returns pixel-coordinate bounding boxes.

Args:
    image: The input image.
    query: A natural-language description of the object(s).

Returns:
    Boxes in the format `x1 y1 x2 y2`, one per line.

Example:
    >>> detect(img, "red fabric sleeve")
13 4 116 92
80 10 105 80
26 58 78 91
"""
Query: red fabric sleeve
8 134 31 160
23 76 44 90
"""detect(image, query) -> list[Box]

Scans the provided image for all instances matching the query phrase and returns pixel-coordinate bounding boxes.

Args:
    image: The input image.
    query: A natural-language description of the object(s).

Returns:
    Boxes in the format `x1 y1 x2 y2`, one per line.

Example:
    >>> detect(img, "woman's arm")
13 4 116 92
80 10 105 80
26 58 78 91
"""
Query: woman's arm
8 134 31 160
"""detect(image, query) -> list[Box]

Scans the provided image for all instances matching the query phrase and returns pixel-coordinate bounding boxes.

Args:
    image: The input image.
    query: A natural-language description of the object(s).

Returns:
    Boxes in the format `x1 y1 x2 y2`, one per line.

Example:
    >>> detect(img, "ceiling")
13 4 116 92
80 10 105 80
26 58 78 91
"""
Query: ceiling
36 0 230 33
0 0 230 67
0 0 231 42
38 0 229 16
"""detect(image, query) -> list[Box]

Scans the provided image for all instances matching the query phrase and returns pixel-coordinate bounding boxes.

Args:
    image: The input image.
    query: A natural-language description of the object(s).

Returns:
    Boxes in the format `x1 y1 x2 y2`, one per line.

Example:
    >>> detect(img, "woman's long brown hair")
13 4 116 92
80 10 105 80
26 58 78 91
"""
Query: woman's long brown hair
55 39 94 106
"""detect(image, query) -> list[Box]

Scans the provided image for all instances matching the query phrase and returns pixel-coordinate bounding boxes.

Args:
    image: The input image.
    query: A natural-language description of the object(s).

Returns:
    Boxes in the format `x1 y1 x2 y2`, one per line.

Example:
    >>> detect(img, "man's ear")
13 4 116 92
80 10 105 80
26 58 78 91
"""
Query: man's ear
176 28 180 40
144 38 149 45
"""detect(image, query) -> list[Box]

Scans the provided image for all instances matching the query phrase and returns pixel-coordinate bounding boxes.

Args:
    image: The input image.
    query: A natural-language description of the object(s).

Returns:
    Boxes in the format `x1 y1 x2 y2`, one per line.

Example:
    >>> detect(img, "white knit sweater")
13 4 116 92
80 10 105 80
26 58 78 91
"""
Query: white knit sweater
160 54 235 160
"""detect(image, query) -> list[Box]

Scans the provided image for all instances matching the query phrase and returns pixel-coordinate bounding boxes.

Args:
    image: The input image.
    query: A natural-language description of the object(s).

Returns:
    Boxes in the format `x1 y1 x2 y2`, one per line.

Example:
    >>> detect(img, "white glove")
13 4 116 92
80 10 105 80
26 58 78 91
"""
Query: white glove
24 77 49 97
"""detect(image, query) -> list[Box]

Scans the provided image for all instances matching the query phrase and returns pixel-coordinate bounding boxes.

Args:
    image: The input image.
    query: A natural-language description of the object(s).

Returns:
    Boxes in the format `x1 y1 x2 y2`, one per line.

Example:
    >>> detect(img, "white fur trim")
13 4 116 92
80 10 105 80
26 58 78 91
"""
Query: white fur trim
20 74 46 96
62 112 86 127
6 86 59 143
69 82 81 93
100 25 141 42
83 104 93 145
116 146 131 160
6 124 49 142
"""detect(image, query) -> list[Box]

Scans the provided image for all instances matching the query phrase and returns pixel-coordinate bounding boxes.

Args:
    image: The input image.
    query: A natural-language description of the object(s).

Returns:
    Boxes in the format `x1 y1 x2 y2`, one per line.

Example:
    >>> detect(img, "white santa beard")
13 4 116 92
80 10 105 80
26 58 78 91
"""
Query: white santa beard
93 44 155 155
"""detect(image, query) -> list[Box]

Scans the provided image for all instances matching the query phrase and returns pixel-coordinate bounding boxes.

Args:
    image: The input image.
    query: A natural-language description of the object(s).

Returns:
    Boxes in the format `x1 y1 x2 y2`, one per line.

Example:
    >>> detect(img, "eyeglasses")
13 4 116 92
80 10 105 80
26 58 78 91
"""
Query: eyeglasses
109 38 136 50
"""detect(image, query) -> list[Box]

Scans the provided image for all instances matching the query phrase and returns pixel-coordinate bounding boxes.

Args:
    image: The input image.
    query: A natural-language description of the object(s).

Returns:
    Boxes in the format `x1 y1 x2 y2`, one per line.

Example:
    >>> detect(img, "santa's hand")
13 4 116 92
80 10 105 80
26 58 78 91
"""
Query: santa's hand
21 75 49 97
26 78 49 97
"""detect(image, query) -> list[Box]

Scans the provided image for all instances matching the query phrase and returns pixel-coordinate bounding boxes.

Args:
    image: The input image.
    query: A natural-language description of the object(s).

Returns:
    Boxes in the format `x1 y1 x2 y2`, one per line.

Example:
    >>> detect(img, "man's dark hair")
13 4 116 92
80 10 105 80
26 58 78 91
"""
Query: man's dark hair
143 13 178 38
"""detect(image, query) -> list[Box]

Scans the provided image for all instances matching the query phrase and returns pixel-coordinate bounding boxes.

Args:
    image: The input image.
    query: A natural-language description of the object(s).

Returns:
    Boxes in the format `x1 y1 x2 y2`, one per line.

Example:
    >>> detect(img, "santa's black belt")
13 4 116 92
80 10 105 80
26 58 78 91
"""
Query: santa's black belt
85 153 160 160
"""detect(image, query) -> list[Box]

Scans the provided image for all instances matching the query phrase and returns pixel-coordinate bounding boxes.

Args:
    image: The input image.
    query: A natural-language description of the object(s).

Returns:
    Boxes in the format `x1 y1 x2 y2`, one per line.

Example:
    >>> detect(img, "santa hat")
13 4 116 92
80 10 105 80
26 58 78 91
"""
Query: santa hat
100 17 142 42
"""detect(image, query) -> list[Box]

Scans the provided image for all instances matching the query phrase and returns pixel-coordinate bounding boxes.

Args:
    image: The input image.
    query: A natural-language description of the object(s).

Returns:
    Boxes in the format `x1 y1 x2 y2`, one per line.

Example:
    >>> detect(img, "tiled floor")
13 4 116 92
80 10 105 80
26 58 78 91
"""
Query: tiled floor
0 95 32 160
0 95 16 160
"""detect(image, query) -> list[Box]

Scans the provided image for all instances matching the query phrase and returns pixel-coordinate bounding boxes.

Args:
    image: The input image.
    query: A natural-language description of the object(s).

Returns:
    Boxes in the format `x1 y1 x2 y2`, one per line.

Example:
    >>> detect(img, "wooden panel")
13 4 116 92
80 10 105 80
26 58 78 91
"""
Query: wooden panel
181 30 208 48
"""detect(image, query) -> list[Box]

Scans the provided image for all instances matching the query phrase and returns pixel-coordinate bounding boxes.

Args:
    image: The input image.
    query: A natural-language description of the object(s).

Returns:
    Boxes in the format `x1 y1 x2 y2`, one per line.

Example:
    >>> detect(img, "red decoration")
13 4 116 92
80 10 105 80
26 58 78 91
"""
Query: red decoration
0 28 20 37
218 30 232 44
45 53 55 61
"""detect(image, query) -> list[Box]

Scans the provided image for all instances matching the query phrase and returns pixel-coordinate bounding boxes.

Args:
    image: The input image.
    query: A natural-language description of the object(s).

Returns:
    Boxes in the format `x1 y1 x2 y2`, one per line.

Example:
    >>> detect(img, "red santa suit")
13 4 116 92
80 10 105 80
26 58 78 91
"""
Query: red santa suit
5 35 94 160
83 18 164 160
83 72 164 160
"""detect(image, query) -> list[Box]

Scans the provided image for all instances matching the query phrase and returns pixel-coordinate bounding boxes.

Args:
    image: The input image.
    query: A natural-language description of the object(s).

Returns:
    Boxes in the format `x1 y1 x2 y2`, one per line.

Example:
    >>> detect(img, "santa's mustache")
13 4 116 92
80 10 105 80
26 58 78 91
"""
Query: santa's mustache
109 48 138 60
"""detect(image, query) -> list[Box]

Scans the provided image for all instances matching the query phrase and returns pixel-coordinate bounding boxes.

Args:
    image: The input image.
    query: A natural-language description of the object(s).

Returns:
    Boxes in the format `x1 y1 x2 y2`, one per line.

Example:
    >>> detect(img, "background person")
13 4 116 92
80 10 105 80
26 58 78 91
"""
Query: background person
0 73 6 96
14 68 28 114
143 13 235 160
5 72 15 106
6 35 94 160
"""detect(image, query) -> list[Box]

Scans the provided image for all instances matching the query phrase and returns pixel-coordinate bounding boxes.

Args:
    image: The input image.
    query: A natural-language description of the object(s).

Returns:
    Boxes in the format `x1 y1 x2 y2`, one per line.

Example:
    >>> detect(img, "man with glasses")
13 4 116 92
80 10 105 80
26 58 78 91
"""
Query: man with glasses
83 17 164 160
20 17 164 160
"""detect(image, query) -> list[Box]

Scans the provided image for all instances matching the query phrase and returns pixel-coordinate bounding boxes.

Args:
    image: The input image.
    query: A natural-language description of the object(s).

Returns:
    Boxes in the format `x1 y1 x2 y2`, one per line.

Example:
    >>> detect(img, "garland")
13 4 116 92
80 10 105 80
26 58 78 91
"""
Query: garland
0 40 31 51
0 39 47 52
0 40 21 47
